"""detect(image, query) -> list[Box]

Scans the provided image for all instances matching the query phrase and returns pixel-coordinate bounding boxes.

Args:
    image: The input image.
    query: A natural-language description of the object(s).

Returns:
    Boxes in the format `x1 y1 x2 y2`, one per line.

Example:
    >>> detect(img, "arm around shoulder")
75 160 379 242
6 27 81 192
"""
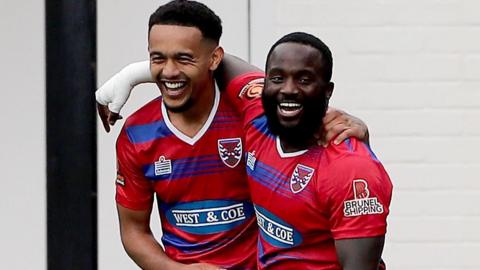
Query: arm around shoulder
96 60 153 131
214 53 263 90
96 60 153 113
322 107 370 146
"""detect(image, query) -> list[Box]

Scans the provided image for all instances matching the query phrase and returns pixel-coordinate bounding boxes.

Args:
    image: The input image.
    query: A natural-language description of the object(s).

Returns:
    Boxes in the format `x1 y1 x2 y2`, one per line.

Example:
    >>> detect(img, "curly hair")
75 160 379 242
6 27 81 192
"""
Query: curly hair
148 0 222 43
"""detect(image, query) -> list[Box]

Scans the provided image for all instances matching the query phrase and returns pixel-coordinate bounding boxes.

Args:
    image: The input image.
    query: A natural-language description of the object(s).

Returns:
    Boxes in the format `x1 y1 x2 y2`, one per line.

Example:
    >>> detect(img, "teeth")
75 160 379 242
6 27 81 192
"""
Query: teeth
164 81 186 89
279 102 301 109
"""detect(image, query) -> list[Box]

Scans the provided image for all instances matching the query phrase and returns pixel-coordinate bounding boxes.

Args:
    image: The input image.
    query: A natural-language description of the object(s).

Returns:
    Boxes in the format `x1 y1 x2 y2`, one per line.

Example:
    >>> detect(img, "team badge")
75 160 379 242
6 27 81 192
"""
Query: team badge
154 156 172 176
218 138 242 168
290 164 315 193
237 78 264 99
344 179 384 217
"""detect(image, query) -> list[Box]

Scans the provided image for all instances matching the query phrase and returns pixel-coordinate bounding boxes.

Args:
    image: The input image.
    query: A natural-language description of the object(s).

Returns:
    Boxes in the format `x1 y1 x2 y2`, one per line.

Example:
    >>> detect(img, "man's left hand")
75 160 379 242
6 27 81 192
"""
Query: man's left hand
97 102 122 133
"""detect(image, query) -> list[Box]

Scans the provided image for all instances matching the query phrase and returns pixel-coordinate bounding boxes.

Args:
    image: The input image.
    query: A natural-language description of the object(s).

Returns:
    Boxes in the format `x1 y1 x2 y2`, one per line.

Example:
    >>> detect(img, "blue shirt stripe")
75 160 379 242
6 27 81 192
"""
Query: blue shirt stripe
248 160 312 200
125 119 173 144
143 155 230 181
251 115 274 138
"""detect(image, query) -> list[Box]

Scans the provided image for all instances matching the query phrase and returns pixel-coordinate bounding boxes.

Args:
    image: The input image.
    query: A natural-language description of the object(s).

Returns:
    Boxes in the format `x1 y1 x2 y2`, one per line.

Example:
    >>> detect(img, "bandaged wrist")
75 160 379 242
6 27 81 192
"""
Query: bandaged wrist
95 60 152 113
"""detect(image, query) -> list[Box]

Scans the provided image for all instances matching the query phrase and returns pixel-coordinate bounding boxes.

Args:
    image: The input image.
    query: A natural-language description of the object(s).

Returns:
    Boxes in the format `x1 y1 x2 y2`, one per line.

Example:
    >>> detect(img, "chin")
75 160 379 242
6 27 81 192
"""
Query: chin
270 118 310 139
164 98 194 113
283 124 315 140
278 118 301 130
270 111 323 144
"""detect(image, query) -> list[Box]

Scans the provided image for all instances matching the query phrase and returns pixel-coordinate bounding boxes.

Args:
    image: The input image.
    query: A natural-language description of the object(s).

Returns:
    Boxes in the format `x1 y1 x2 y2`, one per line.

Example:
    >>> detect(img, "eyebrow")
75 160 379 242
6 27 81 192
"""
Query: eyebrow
267 67 316 74
149 51 194 59
267 67 284 74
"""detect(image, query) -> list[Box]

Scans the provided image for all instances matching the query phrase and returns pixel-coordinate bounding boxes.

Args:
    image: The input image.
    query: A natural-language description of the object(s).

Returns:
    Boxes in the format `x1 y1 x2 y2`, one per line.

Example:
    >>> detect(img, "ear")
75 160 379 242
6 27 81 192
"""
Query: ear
209 46 224 71
325 82 334 102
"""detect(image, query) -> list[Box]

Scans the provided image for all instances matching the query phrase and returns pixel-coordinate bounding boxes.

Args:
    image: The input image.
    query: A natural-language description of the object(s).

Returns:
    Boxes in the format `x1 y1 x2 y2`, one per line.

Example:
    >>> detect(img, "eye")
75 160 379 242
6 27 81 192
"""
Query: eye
269 76 283 84
176 55 195 64
150 55 165 64
298 76 312 85
178 57 192 63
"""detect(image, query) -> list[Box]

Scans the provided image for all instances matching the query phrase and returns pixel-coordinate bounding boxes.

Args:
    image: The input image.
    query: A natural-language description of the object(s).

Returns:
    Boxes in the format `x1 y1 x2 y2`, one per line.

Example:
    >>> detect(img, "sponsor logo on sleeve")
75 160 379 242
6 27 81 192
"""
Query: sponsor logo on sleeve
162 200 255 234
154 156 172 176
237 78 264 99
343 179 384 217
116 173 125 186
290 164 315 193
218 138 242 168
254 205 302 248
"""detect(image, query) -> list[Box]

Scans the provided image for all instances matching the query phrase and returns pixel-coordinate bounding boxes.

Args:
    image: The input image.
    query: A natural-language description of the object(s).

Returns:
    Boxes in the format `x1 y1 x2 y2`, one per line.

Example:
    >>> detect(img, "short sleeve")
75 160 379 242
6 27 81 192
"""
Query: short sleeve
322 155 393 240
224 72 265 124
115 127 154 210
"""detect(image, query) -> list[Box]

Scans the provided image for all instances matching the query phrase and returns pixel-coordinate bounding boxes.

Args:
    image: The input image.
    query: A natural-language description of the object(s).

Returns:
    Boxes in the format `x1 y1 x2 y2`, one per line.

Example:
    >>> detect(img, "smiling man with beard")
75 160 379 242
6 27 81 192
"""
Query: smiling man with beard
260 35 333 153
223 32 393 269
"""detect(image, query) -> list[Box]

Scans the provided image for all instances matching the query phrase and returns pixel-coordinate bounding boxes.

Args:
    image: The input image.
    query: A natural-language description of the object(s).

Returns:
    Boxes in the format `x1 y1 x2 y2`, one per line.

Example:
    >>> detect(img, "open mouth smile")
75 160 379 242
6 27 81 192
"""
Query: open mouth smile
162 80 188 98
278 101 303 117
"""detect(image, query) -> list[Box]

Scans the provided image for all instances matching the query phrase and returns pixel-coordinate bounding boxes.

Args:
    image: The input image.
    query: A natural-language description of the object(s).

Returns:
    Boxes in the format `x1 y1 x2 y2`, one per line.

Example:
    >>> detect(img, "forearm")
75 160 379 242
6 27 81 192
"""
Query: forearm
335 236 385 270
342 260 381 270
117 204 185 270
96 60 153 113
214 53 263 90
121 227 183 270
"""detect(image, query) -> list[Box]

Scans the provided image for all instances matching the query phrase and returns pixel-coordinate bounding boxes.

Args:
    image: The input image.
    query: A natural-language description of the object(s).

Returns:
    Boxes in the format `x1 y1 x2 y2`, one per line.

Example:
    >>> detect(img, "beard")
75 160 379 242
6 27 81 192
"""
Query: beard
262 91 328 148
163 97 194 113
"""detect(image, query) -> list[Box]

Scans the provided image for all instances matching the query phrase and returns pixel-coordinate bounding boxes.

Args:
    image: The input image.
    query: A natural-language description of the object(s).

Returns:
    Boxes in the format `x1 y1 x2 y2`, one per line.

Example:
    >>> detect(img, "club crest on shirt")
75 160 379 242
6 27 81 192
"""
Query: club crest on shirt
237 78 264 100
290 164 315 193
218 138 242 168
343 179 384 217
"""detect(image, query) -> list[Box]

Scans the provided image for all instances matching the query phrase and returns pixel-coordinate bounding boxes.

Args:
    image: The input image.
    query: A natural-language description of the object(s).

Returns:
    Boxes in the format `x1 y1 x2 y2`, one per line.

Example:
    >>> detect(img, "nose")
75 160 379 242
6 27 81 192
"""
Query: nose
280 78 298 95
161 59 180 78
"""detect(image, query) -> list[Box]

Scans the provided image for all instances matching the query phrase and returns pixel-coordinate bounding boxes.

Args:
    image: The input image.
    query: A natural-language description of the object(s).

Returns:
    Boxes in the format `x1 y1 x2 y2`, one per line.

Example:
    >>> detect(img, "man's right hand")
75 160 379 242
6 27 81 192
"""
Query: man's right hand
321 107 370 146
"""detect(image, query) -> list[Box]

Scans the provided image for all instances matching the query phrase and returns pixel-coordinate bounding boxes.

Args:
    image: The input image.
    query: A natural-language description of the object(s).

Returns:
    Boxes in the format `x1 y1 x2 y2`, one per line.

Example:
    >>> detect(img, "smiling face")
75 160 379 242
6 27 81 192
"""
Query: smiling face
148 24 223 113
262 42 334 145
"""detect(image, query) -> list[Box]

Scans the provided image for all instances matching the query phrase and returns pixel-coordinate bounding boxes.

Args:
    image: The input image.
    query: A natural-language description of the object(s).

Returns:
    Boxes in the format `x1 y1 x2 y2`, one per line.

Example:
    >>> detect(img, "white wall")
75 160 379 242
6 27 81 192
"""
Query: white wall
250 0 480 269
97 1 249 269
0 0 46 269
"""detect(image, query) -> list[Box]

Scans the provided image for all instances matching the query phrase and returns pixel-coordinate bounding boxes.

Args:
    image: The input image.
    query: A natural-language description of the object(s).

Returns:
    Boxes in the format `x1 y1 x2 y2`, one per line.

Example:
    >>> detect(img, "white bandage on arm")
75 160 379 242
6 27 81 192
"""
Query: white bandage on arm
95 60 153 113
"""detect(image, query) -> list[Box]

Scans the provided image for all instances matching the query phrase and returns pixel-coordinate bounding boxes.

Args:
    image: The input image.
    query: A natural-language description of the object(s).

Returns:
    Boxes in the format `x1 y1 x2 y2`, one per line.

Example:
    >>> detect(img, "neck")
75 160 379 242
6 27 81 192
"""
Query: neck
278 134 316 153
167 79 216 138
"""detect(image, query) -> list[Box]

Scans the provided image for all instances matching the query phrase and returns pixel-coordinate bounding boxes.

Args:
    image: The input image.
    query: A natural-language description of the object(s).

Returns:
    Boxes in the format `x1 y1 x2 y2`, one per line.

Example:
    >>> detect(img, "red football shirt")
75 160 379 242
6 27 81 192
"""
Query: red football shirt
227 73 393 269
116 84 259 269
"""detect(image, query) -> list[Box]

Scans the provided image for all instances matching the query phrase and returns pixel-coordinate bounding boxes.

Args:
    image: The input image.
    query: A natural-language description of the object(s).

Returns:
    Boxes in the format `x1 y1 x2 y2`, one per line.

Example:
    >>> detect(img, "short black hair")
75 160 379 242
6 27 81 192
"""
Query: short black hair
148 0 222 43
266 32 333 81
